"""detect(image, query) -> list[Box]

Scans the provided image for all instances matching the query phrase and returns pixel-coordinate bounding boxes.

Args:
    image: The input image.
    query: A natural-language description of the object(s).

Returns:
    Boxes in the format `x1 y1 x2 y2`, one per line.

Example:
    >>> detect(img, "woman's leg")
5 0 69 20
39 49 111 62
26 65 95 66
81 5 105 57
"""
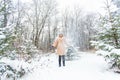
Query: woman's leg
59 55 62 67
62 55 65 66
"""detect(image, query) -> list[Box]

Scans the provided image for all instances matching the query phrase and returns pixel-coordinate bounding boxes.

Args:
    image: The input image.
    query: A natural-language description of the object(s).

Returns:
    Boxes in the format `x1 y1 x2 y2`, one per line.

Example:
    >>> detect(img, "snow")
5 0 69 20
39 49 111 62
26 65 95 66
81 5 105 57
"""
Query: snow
0 58 30 70
96 50 110 56
18 52 120 80
0 35 6 39
110 49 120 55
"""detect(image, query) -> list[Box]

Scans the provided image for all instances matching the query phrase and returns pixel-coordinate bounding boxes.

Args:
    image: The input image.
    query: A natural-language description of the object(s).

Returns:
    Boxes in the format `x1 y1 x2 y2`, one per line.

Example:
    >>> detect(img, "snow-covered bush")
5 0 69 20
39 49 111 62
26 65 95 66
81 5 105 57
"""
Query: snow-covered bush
15 39 40 61
0 57 36 80
0 26 15 55
0 60 31 80
91 41 120 72
23 40 39 56
104 49 120 69
105 52 120 69
65 46 79 61
0 63 25 79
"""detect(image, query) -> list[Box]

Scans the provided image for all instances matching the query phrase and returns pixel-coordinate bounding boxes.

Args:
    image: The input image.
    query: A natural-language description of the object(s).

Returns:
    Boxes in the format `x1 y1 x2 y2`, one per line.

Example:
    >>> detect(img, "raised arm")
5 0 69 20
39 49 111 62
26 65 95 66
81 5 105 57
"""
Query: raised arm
52 38 58 48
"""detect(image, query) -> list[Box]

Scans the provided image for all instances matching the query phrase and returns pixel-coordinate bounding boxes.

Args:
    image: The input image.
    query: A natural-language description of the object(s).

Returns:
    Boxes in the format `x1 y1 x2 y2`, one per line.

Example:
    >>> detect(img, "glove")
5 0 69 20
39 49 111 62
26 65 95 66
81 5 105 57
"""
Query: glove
50 46 54 50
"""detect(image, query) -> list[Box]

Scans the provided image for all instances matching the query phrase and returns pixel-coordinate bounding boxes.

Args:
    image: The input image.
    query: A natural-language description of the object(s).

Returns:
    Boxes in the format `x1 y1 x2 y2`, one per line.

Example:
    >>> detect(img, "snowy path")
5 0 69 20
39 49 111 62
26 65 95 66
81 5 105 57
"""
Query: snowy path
20 52 120 80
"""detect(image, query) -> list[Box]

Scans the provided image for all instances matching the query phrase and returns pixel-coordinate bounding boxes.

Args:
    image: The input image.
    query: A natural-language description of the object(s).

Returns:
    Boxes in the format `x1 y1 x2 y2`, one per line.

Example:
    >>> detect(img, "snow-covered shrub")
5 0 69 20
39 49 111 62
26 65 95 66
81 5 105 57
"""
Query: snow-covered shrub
91 41 120 71
2 65 25 79
106 49 120 69
0 59 32 80
15 40 40 61
0 26 15 55
105 53 120 69
0 63 25 79
65 46 79 61
23 40 39 56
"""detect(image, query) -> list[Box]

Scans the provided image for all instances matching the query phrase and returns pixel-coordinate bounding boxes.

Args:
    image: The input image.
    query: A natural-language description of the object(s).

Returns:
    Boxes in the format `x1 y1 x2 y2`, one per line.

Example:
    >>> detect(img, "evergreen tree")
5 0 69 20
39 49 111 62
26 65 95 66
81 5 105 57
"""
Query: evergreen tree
98 0 120 48
92 0 120 70
0 0 15 55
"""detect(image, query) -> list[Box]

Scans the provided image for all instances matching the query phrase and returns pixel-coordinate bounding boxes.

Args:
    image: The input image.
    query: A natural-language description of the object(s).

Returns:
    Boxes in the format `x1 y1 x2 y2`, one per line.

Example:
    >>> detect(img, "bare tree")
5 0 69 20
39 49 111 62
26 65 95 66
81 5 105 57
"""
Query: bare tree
61 6 97 51
25 0 58 50
61 9 70 36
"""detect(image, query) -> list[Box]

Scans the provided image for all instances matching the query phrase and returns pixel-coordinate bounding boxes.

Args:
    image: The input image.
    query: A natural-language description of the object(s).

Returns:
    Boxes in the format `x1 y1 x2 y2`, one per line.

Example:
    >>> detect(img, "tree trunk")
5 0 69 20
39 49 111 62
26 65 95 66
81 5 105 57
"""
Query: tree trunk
3 0 7 27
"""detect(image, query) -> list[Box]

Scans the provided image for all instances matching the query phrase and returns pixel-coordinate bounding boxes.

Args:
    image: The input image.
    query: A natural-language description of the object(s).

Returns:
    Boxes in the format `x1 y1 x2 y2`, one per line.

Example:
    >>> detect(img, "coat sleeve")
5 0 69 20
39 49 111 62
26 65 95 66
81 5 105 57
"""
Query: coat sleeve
52 38 58 48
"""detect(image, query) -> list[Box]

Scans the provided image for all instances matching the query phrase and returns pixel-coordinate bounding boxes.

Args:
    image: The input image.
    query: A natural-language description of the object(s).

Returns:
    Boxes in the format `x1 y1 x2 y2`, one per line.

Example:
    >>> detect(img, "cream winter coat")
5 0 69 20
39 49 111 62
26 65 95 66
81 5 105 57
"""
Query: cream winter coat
52 37 66 55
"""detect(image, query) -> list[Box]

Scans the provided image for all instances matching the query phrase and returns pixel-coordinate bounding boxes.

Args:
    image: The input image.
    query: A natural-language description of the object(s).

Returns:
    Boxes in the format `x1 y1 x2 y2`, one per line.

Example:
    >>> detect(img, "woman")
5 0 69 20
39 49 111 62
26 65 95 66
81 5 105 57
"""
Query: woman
52 34 67 67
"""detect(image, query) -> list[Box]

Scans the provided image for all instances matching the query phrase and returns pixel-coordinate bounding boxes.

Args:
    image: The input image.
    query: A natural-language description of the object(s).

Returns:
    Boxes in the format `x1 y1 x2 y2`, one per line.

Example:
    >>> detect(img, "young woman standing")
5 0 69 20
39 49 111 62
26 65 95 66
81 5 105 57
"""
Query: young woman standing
52 34 67 67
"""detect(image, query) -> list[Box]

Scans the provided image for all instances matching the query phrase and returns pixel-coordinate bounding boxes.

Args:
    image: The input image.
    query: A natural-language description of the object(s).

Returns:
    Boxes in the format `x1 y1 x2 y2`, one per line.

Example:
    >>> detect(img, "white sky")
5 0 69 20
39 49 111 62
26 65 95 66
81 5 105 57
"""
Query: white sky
56 0 105 14
19 0 106 15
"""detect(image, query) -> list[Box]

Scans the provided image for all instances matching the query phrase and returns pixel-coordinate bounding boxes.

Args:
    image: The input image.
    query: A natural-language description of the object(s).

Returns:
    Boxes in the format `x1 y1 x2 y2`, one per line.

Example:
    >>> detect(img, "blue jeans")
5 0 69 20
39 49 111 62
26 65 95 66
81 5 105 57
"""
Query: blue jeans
59 55 65 67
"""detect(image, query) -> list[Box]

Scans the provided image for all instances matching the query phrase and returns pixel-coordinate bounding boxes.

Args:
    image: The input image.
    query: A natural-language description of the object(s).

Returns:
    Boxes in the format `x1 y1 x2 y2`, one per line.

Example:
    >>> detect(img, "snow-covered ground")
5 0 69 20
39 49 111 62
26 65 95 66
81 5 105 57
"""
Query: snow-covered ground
19 52 120 80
